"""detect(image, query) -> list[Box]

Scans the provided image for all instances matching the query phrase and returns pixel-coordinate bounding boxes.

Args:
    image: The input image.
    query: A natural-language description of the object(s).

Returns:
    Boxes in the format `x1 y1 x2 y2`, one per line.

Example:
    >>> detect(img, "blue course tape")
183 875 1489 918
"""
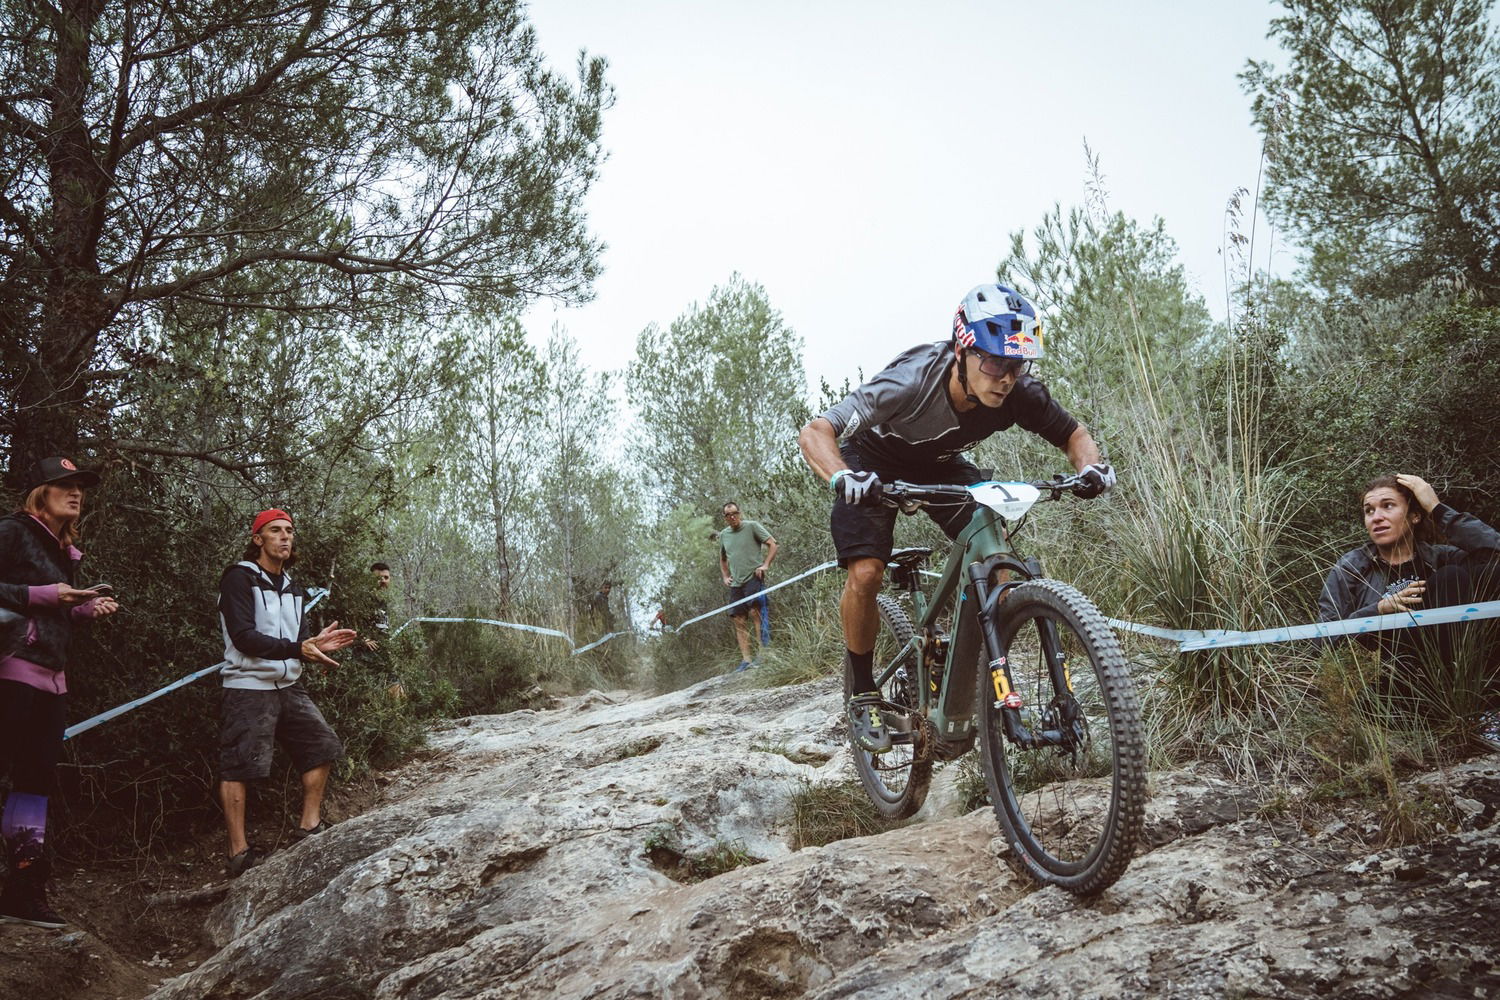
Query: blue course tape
1109 600 1500 652
389 616 572 643
668 560 839 632
386 616 634 658
64 588 330 741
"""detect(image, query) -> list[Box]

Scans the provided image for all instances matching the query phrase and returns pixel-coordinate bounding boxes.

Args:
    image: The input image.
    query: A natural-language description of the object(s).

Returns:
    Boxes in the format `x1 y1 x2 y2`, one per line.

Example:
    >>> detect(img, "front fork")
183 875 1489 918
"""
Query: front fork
971 558 1077 750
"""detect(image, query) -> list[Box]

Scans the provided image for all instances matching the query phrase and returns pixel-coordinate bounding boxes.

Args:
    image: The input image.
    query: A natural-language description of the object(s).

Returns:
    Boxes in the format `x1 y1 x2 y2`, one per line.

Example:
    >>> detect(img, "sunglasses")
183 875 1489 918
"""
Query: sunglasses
973 353 1029 378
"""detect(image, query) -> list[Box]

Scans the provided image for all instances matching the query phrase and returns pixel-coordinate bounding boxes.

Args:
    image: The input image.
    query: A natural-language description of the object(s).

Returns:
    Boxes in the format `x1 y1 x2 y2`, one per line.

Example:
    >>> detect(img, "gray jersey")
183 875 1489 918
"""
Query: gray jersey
821 342 1079 469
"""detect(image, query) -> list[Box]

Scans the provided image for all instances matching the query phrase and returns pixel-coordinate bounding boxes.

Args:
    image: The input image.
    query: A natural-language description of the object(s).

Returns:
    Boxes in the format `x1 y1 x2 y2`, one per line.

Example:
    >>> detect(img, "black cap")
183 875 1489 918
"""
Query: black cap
22 456 101 493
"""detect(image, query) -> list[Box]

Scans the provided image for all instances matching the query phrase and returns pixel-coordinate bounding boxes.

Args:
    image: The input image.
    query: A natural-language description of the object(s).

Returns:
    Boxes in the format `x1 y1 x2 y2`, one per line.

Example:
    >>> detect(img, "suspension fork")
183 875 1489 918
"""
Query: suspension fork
971 555 1067 750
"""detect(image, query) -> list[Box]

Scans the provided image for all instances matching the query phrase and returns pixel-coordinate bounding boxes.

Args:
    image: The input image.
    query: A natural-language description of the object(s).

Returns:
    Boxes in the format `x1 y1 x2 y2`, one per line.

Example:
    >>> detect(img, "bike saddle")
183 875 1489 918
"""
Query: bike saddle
886 547 932 569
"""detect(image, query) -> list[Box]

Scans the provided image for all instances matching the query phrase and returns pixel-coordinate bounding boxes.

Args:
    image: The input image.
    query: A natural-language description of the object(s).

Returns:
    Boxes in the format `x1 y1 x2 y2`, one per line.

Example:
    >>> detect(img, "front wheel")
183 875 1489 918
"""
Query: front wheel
847 594 932 819
976 579 1146 895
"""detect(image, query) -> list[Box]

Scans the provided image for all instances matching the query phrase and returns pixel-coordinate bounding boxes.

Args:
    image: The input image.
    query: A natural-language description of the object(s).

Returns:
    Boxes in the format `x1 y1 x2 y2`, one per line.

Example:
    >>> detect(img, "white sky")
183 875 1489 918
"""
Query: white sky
523 1 1289 394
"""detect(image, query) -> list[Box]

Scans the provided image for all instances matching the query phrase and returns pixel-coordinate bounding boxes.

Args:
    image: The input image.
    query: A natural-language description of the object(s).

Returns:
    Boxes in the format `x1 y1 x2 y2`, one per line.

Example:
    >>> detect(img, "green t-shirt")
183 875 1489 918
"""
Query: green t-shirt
720 520 773 586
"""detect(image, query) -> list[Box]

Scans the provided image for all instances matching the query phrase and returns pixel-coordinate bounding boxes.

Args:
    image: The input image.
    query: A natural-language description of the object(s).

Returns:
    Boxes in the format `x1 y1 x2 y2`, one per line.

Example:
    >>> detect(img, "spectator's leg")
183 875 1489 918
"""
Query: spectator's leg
219 780 250 857
748 605 763 655
731 612 753 663
299 763 331 832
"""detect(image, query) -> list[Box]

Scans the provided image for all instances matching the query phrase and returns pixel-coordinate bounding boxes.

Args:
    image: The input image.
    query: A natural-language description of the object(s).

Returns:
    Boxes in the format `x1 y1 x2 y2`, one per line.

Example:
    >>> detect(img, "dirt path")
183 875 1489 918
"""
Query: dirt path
0 769 396 1000
0 849 224 1000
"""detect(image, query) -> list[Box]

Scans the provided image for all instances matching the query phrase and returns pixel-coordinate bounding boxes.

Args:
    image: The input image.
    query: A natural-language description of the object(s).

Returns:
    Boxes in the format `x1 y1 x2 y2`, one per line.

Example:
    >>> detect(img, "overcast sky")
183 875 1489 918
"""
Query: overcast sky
522 1 1289 394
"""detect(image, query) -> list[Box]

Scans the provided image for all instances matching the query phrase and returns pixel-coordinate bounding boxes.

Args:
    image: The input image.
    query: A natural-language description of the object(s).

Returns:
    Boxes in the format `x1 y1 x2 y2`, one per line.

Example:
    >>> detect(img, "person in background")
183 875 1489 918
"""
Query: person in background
368 561 392 636
0 456 119 928
1318 473 1500 746
364 561 403 699
718 502 777 671
217 509 356 877
586 580 615 637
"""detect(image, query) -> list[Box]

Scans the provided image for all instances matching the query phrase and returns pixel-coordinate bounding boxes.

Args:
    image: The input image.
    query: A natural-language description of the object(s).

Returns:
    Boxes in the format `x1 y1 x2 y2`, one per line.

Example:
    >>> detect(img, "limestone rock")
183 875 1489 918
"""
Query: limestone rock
149 676 1500 999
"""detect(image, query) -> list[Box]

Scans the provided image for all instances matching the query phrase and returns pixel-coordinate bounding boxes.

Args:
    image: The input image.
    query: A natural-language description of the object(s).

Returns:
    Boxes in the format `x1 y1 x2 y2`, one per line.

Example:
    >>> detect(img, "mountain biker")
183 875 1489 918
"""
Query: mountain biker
797 283 1114 753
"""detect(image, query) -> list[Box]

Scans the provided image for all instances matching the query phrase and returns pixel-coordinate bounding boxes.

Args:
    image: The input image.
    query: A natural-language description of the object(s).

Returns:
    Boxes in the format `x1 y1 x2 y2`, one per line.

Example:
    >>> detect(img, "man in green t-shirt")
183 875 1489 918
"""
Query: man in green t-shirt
717 501 778 671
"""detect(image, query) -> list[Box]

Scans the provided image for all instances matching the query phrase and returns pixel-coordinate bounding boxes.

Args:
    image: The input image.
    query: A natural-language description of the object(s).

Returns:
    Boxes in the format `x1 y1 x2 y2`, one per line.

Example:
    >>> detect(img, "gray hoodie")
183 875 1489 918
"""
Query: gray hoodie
217 560 313 689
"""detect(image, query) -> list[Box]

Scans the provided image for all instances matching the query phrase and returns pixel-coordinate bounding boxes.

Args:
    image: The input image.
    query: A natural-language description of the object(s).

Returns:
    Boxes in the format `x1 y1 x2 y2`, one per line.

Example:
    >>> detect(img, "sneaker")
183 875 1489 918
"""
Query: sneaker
1476 711 1500 753
292 820 328 841
0 890 66 930
847 692 892 754
733 660 751 673
225 847 263 878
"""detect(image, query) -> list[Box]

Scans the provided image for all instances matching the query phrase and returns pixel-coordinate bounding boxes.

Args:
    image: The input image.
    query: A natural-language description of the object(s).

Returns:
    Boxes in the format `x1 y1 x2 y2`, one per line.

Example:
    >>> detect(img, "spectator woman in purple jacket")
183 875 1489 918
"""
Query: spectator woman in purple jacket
0 457 119 928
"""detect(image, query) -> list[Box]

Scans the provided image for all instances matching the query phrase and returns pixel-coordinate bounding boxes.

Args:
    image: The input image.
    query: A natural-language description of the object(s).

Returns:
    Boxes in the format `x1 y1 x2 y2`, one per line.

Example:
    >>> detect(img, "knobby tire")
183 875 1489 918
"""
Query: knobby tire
848 594 933 819
976 579 1146 896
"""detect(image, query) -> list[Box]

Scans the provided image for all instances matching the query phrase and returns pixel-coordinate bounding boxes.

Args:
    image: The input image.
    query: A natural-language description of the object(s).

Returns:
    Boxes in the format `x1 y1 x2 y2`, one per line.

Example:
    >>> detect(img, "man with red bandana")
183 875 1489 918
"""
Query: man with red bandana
216 509 356 877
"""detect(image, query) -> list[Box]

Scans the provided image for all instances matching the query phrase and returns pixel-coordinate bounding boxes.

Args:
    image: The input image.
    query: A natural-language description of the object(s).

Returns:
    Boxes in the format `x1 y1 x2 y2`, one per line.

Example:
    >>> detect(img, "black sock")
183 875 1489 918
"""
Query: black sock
847 649 875 694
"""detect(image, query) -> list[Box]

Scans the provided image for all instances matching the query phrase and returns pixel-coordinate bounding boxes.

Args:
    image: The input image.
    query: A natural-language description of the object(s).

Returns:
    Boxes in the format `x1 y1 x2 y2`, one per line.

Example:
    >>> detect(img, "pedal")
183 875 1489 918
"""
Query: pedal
883 711 915 735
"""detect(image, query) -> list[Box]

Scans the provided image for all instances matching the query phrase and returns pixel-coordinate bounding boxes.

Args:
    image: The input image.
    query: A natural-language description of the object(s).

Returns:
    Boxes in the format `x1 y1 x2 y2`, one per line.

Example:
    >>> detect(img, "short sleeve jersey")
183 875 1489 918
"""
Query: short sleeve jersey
820 342 1080 469
719 520 773 586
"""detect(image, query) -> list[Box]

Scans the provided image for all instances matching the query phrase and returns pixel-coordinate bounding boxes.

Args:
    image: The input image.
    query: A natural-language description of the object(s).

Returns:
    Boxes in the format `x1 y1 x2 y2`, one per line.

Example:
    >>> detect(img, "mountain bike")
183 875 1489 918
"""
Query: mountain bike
844 474 1146 896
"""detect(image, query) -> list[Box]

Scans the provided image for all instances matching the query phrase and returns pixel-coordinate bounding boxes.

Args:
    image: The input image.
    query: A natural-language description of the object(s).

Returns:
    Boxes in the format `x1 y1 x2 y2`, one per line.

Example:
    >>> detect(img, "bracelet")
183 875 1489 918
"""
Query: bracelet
829 468 852 491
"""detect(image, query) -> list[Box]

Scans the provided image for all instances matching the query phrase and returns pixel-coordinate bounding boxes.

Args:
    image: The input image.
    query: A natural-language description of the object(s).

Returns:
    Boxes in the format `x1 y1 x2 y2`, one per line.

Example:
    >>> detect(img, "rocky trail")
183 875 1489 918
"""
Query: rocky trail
4 673 1498 999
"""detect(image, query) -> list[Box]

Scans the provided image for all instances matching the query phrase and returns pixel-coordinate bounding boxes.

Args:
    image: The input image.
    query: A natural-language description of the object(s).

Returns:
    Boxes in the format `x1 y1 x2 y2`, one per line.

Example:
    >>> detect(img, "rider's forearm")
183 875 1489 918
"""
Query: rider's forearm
1064 425 1101 472
798 417 847 482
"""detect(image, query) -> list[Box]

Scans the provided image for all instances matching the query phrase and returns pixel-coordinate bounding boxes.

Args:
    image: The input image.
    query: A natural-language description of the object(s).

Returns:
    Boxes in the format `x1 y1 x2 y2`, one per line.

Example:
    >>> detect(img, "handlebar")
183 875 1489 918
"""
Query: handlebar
881 474 1090 507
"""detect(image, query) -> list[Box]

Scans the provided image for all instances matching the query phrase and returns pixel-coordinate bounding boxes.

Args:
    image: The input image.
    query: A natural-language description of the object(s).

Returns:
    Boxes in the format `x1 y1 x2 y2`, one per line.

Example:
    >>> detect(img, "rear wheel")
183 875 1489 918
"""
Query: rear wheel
847 593 932 819
976 579 1145 895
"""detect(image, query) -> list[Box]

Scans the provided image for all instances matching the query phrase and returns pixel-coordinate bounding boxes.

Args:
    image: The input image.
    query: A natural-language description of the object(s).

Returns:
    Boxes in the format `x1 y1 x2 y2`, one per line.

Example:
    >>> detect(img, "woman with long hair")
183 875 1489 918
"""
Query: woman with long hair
1319 473 1498 625
1318 473 1500 745
0 457 119 928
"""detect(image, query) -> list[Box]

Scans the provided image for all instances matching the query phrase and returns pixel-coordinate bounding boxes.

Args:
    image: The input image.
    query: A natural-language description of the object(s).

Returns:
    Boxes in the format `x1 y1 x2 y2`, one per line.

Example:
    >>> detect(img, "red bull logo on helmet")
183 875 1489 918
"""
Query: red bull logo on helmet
953 307 975 348
1002 327 1042 359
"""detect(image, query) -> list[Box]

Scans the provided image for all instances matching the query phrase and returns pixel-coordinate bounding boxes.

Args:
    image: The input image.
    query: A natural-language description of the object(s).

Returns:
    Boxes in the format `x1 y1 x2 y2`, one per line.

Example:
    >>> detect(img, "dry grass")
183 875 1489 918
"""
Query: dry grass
788 778 884 849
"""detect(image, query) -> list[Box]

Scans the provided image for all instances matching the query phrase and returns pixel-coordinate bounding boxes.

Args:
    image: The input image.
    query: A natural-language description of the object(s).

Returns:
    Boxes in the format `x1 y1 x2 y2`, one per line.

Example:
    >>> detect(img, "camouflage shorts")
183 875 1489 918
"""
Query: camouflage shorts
218 684 343 782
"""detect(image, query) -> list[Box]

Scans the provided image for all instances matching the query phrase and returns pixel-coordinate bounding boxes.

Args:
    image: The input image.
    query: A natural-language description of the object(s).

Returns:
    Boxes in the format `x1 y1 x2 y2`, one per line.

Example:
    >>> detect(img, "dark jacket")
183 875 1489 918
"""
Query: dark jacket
0 512 84 672
1318 504 1500 622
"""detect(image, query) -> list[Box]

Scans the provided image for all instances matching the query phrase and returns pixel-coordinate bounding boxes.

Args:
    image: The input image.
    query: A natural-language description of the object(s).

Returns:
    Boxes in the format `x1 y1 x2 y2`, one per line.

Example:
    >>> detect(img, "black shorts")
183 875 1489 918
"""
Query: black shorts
831 450 983 567
727 575 766 619
218 684 343 782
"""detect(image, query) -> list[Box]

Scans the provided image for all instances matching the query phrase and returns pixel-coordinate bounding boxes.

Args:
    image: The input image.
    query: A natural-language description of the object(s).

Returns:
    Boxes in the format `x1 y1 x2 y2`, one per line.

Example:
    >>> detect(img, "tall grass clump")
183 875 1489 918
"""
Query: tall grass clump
415 612 575 714
750 574 845 688
788 778 883 849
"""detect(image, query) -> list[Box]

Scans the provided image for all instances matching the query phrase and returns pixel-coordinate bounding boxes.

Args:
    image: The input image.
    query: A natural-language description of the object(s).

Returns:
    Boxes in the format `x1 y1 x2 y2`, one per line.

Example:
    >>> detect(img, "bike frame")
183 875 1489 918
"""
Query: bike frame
878 492 1067 749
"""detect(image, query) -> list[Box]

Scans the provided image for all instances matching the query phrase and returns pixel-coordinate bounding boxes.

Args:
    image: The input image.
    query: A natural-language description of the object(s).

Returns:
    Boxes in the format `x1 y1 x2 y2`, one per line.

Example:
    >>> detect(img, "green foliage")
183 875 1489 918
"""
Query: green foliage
628 274 809 513
1281 302 1500 539
2 0 613 470
998 197 1214 437
411 615 551 716
1242 0 1500 302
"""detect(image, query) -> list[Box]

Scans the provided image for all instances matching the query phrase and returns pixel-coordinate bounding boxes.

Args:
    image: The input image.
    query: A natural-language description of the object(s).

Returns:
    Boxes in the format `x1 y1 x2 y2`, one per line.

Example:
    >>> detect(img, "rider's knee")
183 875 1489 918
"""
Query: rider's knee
845 559 884 595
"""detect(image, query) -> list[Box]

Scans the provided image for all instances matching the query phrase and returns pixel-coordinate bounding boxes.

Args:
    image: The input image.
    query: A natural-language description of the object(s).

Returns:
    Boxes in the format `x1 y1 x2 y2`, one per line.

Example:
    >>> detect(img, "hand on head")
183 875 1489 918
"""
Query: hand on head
1394 474 1440 513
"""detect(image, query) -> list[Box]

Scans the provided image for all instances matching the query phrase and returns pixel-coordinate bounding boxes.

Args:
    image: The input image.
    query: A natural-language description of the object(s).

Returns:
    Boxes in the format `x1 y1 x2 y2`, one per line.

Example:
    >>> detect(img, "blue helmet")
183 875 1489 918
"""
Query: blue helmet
951 284 1043 360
